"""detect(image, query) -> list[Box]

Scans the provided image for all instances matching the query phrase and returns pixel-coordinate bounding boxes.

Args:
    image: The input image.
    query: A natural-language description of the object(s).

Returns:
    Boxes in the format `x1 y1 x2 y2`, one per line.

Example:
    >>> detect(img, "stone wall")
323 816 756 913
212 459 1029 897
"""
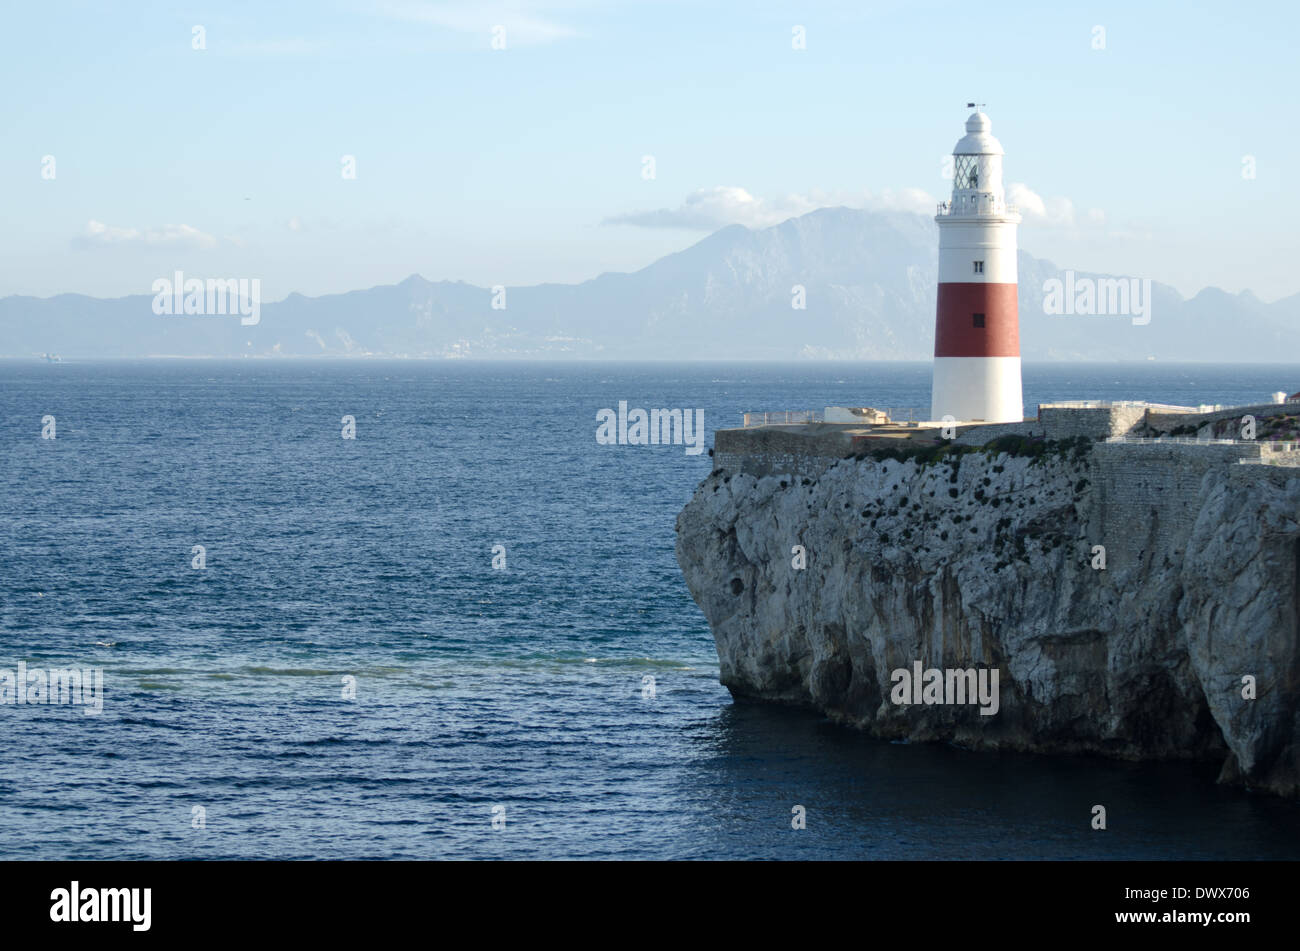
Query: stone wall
950 420 1042 446
1088 441 1269 571
1145 401 1298 434
713 425 859 480
1038 404 1148 440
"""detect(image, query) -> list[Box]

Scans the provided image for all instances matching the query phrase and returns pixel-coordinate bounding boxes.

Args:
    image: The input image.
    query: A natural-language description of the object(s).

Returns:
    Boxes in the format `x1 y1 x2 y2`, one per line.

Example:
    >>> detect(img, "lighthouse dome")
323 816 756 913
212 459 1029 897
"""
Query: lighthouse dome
953 111 1004 156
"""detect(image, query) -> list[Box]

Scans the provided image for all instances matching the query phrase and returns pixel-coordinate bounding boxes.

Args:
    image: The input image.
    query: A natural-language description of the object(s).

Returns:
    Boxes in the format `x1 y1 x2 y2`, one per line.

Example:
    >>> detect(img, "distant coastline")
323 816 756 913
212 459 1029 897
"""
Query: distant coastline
3 210 1296 363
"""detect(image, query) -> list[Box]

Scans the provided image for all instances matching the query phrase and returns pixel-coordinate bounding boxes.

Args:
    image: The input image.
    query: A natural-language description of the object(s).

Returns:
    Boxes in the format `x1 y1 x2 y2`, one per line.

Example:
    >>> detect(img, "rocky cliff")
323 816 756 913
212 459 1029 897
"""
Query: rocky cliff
675 435 1300 796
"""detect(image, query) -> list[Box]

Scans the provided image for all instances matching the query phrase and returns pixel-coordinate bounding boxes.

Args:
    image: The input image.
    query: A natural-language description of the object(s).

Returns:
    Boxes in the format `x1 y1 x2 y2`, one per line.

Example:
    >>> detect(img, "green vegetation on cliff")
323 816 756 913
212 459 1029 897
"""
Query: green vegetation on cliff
853 434 1094 467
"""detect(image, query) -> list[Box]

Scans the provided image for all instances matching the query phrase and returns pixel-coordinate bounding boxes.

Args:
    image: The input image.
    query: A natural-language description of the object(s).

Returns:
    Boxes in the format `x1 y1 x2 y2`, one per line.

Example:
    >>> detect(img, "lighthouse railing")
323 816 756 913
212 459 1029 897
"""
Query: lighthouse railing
936 197 1019 217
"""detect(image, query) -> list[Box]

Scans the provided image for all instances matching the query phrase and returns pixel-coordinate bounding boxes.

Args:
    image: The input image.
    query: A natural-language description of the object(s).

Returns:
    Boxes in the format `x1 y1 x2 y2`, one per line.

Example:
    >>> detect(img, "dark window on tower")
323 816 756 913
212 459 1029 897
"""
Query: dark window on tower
972 313 985 328
973 260 984 274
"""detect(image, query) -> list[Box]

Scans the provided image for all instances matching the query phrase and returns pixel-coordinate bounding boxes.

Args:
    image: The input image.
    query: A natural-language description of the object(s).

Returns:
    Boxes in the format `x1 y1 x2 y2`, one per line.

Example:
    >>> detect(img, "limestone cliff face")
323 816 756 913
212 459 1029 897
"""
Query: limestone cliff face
675 440 1300 796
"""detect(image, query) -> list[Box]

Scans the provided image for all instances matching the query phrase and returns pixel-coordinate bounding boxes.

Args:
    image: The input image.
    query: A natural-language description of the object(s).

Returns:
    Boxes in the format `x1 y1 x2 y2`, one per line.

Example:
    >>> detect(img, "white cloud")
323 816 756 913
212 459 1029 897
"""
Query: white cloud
76 220 217 250
860 187 938 216
605 185 939 231
1006 183 1105 230
605 186 778 230
284 216 341 234
375 1 581 45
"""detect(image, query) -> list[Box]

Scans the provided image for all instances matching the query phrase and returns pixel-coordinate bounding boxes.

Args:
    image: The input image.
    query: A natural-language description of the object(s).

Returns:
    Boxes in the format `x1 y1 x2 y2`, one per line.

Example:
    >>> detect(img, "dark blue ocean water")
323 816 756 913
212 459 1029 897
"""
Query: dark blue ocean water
2 360 1298 860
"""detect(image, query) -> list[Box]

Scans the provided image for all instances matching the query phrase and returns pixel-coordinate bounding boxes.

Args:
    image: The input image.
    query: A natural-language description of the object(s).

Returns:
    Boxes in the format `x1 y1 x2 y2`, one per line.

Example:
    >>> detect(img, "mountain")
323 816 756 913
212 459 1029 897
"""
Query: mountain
2 207 1295 360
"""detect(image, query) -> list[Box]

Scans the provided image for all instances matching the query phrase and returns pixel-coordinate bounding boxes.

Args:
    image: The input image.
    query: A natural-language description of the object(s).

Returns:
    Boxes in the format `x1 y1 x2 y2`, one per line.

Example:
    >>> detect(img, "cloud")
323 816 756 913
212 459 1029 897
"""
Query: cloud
605 186 780 230
75 220 218 250
1006 183 1105 230
285 216 341 233
374 1 581 45
604 185 938 231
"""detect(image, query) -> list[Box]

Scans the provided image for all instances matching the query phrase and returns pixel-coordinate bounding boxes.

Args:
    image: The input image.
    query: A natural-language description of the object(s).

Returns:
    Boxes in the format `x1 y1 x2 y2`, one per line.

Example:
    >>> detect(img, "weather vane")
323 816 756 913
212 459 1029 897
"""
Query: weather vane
966 101 986 110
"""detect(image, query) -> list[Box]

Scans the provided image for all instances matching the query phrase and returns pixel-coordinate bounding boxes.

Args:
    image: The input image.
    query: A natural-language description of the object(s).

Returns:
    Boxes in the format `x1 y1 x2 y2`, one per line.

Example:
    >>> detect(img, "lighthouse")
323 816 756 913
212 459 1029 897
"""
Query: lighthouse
930 107 1022 424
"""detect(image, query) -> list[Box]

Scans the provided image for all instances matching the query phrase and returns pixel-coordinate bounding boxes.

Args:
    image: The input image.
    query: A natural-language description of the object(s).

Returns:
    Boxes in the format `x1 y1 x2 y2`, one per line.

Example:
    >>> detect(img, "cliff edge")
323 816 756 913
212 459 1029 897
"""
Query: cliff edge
676 416 1300 796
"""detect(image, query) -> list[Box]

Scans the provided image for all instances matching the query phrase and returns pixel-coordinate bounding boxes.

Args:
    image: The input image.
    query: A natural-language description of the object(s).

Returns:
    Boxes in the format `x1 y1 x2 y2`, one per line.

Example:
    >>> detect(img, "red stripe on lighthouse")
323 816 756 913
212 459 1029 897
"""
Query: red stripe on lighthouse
934 283 1019 357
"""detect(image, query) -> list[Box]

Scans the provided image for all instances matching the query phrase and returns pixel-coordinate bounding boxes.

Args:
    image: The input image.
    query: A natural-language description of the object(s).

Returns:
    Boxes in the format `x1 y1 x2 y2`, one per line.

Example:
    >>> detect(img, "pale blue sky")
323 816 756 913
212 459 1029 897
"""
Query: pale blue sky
1 0 1294 301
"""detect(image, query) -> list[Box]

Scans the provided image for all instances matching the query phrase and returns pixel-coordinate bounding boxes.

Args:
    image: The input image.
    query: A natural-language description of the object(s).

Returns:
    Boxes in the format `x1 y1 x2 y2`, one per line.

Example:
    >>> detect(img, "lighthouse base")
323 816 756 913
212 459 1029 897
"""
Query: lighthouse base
930 356 1023 423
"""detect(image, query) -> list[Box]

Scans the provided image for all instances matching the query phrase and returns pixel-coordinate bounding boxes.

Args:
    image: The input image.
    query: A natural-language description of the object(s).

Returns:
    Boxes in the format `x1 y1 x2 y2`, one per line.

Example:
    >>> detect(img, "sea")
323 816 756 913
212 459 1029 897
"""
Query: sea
2 359 1298 860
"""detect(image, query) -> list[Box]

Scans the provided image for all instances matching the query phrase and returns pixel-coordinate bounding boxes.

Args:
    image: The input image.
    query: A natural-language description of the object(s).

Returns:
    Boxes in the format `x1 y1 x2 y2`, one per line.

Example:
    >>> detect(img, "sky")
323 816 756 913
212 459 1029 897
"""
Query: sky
1 0 1295 303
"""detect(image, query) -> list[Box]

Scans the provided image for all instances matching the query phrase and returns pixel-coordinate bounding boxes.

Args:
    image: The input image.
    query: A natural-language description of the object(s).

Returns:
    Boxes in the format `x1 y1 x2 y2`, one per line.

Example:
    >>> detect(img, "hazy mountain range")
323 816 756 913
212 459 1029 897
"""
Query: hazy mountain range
3 207 1294 361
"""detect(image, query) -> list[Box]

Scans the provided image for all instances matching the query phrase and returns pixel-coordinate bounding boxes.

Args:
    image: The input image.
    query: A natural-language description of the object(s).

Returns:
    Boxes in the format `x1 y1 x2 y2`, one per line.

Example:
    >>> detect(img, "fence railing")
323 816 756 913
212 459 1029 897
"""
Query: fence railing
1104 436 1299 450
742 410 822 427
880 407 930 424
741 408 932 428
1039 400 1208 412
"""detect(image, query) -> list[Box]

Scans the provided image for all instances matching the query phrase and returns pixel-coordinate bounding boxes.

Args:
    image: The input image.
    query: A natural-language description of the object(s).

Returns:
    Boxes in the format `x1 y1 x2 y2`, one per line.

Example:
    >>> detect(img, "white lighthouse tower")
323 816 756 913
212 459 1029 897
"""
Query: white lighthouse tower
930 106 1023 423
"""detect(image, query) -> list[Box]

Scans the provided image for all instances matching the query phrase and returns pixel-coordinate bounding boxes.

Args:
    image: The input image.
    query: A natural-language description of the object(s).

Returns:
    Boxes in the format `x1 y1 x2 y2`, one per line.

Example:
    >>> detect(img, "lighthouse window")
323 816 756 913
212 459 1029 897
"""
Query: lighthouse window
954 155 979 189
973 260 984 274
972 313 985 328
